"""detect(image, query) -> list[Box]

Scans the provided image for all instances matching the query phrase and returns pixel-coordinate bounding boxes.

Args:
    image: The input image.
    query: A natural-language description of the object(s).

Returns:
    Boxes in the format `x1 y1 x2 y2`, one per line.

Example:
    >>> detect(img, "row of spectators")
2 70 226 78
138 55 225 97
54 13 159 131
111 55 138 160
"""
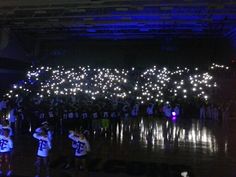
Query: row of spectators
0 95 230 136
0 63 232 134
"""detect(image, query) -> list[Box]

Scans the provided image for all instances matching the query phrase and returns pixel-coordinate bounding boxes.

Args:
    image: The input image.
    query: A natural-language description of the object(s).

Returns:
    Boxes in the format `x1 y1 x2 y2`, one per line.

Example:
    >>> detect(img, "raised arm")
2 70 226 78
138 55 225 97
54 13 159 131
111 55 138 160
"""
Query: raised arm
33 132 41 140
68 131 77 142
35 127 42 133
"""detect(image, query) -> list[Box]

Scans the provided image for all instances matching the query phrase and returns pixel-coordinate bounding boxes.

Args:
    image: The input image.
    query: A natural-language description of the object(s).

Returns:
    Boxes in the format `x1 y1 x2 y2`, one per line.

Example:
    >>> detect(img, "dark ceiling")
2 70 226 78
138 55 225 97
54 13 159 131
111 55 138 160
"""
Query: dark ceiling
0 0 236 39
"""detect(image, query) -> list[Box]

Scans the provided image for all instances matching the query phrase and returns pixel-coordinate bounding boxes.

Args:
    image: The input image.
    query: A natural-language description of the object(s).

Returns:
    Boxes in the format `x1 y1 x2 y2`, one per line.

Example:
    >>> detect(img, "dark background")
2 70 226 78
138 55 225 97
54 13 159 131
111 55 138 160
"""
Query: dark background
39 37 233 68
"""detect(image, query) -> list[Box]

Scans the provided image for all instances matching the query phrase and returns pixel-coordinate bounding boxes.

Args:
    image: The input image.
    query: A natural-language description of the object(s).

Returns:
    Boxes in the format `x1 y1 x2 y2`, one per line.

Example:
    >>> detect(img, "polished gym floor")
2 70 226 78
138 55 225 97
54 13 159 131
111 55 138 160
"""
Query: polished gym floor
10 117 234 177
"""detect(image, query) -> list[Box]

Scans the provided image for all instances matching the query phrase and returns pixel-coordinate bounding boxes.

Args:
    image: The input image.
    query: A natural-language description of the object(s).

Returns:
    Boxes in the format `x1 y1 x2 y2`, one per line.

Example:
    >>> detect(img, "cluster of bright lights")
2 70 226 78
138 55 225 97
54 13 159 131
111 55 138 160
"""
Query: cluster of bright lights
210 63 229 70
135 66 216 103
23 66 129 100
4 63 229 103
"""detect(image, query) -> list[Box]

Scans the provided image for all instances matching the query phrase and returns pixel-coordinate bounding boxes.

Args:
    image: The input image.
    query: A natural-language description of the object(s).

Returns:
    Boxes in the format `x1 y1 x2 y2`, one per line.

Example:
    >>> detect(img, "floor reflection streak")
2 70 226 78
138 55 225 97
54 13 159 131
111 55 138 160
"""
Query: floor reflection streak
114 118 218 153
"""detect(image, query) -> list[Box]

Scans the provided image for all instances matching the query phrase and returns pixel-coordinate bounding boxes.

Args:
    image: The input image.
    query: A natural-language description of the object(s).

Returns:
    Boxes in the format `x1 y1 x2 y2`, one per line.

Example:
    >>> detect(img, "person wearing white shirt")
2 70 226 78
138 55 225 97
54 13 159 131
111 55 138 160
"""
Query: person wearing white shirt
68 130 90 173
35 122 53 143
64 129 79 169
33 128 52 177
0 128 13 176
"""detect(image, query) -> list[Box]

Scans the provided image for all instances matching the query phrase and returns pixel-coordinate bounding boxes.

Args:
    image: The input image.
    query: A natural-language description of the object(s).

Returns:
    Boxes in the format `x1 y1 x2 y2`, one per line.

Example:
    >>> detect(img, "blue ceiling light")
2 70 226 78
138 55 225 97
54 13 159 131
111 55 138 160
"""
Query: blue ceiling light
1 0 235 40
212 15 226 20
55 2 236 39
94 16 122 21
87 29 96 32
132 15 160 21
139 28 150 32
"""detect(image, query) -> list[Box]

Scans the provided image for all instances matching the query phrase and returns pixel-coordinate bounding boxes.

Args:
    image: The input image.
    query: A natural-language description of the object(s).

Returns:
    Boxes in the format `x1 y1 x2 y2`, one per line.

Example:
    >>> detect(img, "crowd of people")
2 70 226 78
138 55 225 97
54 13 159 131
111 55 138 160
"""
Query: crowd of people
1 63 231 130
0 63 231 177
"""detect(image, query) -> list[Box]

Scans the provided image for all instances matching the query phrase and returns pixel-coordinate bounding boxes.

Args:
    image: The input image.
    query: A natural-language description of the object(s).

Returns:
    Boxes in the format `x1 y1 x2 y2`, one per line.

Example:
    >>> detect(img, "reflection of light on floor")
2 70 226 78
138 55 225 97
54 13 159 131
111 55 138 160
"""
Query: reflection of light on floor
114 118 218 153
225 141 228 153
105 132 107 138
120 122 123 143
29 124 31 132
116 124 119 137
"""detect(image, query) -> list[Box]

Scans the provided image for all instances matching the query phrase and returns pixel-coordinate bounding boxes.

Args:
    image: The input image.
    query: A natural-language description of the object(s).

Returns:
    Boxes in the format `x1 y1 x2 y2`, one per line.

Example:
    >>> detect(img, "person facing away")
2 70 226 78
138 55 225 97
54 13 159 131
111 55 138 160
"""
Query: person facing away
146 103 154 116
68 129 90 173
200 104 206 120
33 127 52 177
0 128 13 176
35 121 53 143
131 103 139 117
174 105 180 116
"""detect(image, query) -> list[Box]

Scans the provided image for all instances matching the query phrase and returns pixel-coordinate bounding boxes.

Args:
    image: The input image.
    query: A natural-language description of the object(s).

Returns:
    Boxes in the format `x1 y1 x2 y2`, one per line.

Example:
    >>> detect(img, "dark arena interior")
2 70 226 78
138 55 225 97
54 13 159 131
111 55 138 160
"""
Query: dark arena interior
0 1 236 177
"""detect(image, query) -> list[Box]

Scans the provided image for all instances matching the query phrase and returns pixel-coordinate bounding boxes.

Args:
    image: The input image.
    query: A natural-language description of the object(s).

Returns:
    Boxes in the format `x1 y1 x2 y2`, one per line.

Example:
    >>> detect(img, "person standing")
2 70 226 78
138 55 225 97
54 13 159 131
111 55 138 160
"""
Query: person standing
35 122 53 143
200 105 206 120
0 128 13 176
146 103 154 117
68 129 90 176
131 103 139 118
33 127 52 177
0 99 7 118
64 129 79 169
